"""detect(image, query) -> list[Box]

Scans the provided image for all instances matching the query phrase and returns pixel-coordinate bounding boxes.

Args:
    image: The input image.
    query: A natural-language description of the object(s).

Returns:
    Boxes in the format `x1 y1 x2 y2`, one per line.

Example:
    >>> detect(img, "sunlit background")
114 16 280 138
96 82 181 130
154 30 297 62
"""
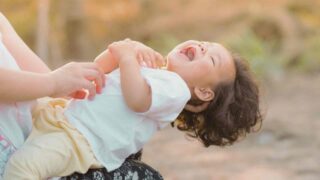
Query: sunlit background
1 0 320 179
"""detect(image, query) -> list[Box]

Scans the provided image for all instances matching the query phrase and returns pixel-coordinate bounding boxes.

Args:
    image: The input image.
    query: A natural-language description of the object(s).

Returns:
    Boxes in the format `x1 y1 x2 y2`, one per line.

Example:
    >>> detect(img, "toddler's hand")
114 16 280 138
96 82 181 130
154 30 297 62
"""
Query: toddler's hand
129 39 165 68
49 62 105 100
108 39 165 68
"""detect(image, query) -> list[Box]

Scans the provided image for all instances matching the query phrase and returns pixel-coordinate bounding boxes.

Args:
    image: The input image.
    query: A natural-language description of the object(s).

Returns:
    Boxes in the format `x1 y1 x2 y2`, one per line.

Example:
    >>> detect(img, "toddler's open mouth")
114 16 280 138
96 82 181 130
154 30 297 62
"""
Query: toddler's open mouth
180 46 196 61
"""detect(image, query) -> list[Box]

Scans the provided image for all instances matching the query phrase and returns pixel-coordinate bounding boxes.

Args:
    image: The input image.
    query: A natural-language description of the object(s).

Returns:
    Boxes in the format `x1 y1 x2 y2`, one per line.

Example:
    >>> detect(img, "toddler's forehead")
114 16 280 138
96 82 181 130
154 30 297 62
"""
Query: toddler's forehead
207 43 231 58
208 42 227 50
208 42 235 80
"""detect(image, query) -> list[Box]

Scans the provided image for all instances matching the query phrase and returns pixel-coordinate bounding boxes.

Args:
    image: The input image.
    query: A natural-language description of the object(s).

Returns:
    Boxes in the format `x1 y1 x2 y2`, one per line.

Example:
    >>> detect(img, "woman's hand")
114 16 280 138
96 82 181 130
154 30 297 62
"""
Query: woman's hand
49 62 105 100
108 39 165 68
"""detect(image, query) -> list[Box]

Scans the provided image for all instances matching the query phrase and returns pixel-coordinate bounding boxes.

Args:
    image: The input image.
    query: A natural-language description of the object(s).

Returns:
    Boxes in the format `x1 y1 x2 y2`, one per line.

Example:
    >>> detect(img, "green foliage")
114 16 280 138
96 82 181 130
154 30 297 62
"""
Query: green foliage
292 33 320 72
1 0 320 78
0 0 37 46
144 33 181 55
225 30 284 79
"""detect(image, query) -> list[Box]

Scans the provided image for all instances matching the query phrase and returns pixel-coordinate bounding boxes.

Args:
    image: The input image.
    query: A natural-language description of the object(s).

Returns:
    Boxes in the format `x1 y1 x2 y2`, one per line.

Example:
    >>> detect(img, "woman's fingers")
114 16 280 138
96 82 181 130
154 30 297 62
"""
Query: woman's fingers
79 62 106 86
69 89 87 99
52 61 106 100
88 63 105 87
82 80 96 100
82 67 105 94
70 63 105 99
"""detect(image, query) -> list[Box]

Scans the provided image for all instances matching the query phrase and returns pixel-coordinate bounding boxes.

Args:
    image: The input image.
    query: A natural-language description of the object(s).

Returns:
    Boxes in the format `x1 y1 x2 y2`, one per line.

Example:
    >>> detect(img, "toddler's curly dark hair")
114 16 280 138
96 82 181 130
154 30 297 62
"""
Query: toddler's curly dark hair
173 55 263 147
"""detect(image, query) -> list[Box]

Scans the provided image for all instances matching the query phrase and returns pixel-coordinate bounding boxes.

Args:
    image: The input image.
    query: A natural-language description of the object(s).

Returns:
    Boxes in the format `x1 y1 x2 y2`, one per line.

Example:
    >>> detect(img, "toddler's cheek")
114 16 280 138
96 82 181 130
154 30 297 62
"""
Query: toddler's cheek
197 62 212 73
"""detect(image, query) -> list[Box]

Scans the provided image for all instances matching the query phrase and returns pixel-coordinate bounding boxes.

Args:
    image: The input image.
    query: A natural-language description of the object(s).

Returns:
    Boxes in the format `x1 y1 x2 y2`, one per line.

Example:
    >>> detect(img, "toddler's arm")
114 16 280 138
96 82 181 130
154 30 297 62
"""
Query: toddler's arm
94 49 118 74
108 40 164 112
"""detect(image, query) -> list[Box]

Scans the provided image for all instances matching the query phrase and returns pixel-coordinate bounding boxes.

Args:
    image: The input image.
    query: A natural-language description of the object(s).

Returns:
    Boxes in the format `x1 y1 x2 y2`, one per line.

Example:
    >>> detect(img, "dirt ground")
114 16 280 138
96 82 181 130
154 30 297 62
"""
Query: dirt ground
143 73 320 180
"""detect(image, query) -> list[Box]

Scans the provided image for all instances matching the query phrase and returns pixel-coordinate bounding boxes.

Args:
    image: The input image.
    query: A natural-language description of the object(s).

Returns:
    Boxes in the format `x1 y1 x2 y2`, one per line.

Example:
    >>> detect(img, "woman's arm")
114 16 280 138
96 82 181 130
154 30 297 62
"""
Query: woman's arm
0 68 53 102
0 12 50 73
0 13 105 101
0 62 104 102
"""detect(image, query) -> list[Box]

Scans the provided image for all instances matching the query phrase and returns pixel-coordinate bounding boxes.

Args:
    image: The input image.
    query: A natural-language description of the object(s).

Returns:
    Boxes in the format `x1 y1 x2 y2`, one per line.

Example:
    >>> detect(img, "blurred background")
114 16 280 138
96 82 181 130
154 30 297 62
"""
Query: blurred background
1 0 320 179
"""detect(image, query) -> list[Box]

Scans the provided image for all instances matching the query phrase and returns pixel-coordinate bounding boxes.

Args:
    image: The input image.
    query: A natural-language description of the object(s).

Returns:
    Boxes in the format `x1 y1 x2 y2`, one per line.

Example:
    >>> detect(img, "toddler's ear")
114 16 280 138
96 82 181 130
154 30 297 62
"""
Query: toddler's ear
194 87 215 102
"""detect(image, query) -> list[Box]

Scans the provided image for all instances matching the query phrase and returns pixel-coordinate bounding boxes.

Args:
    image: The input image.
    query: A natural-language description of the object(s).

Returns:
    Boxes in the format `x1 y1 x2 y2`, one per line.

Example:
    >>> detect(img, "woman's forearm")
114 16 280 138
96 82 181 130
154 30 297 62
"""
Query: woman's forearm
0 68 53 102
0 12 51 73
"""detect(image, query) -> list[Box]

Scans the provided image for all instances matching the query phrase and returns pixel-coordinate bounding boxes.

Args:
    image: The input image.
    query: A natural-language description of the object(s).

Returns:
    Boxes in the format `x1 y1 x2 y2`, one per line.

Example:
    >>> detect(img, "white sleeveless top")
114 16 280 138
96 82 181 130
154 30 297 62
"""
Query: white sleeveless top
0 32 33 149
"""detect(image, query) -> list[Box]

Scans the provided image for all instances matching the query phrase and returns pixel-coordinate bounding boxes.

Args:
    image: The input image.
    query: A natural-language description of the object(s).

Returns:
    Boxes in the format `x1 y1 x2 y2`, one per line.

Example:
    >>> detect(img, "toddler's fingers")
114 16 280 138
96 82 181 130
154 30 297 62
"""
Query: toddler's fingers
148 51 156 68
145 60 152 68
148 52 156 68
140 61 148 67
141 53 150 67
137 53 143 62
151 59 156 69
137 54 147 67
155 52 165 67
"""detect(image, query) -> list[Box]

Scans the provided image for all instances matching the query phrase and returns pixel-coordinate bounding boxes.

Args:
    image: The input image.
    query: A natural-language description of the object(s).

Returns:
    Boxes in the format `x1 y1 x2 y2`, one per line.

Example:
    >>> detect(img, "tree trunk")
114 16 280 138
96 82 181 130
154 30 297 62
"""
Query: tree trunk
62 0 91 60
36 0 50 63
